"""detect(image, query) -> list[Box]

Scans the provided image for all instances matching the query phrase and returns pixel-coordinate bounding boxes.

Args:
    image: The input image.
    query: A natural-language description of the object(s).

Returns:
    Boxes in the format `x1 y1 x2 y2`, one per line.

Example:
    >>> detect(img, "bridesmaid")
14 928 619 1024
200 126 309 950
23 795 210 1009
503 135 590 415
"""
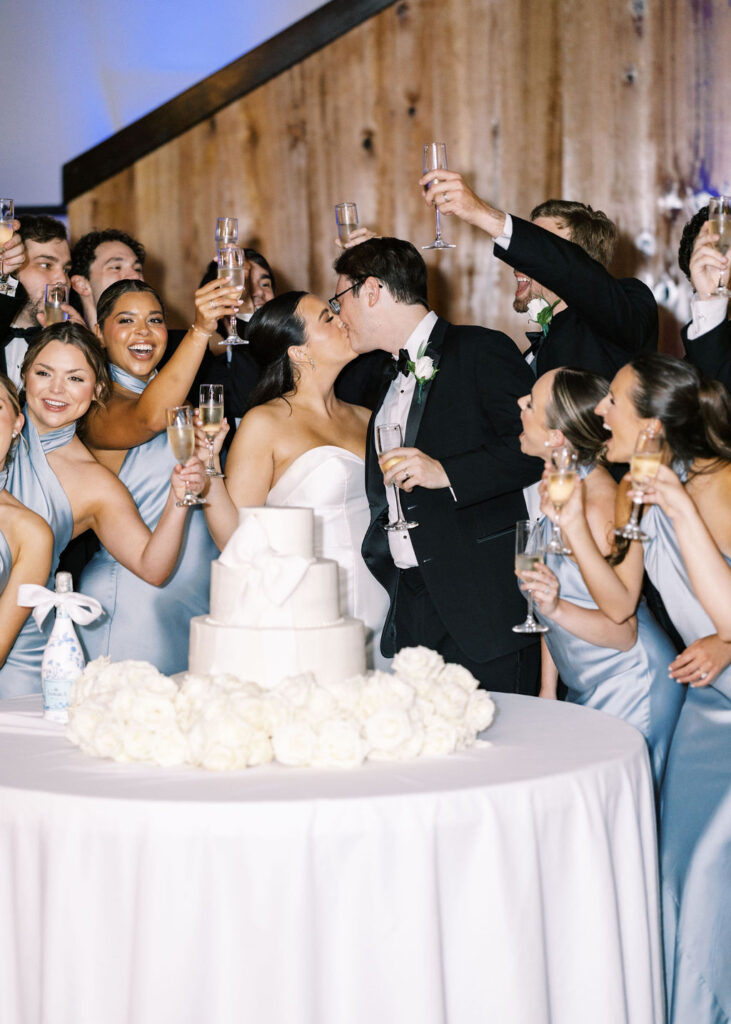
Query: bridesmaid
0 324 205 697
555 354 730 1024
0 376 54 671
79 277 240 674
517 366 683 789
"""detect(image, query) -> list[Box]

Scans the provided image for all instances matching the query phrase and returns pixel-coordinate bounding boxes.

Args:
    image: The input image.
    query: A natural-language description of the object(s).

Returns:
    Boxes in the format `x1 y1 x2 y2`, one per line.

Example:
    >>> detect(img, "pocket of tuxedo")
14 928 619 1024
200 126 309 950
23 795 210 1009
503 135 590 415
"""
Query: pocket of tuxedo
476 525 516 544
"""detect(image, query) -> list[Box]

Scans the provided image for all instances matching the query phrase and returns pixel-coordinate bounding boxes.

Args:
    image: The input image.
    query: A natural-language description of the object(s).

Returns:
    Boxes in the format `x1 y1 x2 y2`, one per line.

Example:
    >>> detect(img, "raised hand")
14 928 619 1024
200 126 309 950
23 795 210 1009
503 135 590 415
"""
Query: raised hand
171 456 206 501
689 220 730 299
0 222 25 276
193 278 243 336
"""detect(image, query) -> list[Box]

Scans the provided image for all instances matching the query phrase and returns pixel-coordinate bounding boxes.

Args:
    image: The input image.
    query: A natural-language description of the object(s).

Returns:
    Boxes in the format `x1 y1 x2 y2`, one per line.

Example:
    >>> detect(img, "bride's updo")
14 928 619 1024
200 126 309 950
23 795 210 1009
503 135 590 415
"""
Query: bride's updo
246 291 308 409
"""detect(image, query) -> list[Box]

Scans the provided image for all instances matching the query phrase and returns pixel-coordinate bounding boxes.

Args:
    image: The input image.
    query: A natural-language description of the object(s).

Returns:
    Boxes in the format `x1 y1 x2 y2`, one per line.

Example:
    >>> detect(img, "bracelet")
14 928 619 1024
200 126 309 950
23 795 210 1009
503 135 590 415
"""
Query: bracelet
189 324 211 339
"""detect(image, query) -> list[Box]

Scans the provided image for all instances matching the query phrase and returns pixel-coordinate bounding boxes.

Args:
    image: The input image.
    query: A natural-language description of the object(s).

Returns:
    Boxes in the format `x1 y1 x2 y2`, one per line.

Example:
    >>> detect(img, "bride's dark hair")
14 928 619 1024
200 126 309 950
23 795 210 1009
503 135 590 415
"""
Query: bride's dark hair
246 291 308 410
628 353 731 471
545 367 609 467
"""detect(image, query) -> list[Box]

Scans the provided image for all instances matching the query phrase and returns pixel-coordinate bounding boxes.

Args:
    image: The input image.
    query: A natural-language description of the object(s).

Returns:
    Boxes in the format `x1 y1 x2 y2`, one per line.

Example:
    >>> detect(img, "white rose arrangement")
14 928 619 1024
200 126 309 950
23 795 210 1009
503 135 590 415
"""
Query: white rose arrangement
66 647 496 771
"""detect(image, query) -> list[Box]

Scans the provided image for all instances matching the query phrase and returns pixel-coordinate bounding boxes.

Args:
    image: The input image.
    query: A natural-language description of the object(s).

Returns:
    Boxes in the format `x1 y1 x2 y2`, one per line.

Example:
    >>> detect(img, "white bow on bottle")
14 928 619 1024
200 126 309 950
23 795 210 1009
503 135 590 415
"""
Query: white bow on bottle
17 584 104 631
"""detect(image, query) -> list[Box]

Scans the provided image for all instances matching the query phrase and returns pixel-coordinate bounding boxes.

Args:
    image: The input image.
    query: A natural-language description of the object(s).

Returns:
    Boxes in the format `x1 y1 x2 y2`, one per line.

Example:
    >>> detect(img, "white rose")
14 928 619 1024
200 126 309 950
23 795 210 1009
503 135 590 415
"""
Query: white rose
428 680 469 722
526 297 549 323
245 731 274 767
274 673 317 708
413 355 435 379
312 717 366 768
464 690 496 734
368 721 424 762
272 718 318 766
438 662 479 693
127 688 178 731
392 646 445 683
301 685 338 726
421 715 459 757
358 672 415 717
121 724 159 763
363 708 413 752
67 704 104 747
322 675 367 714
90 721 127 761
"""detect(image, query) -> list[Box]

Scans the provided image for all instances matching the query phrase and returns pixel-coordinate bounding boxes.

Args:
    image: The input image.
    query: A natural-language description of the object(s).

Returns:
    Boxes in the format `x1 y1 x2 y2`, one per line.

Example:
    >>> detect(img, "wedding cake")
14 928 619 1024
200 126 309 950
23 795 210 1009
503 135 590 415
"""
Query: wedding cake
188 507 366 687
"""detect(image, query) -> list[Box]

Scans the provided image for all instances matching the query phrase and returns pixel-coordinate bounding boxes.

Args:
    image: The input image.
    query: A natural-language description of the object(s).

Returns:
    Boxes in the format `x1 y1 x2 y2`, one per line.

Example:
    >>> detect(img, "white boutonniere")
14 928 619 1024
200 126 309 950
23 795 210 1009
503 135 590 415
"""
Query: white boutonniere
407 343 438 404
526 297 560 337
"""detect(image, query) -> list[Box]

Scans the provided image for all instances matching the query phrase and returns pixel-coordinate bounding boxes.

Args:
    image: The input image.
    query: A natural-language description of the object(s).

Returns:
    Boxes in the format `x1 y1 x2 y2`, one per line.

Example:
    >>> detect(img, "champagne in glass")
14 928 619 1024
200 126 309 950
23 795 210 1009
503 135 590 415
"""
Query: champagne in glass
422 143 456 251
544 446 578 555
217 246 247 346
335 202 359 245
0 198 13 294
708 196 731 297
375 423 418 532
215 217 238 249
44 283 69 325
512 520 549 634
617 428 664 541
166 406 205 507
199 384 225 478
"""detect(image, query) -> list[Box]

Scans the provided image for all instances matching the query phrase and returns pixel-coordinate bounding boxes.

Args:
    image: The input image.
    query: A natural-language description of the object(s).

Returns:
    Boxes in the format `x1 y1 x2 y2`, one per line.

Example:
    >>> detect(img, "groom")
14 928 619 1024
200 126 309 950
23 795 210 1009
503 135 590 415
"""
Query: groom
333 237 543 693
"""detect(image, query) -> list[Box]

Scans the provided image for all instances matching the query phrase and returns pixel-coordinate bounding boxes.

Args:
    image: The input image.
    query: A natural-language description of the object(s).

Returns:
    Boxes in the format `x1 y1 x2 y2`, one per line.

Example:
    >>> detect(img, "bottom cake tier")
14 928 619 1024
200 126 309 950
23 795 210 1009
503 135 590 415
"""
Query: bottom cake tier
188 615 366 688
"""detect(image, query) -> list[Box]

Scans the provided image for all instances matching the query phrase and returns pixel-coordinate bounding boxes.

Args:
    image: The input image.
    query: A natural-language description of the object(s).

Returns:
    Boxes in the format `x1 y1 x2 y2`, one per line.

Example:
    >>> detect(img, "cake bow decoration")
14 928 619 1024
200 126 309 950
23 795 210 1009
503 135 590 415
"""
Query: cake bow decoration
17 584 103 629
218 515 314 622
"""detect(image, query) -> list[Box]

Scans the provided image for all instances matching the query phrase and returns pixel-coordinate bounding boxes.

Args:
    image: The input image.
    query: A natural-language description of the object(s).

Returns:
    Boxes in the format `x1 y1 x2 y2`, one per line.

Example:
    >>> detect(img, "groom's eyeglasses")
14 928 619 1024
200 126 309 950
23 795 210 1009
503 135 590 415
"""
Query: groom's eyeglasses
328 284 356 315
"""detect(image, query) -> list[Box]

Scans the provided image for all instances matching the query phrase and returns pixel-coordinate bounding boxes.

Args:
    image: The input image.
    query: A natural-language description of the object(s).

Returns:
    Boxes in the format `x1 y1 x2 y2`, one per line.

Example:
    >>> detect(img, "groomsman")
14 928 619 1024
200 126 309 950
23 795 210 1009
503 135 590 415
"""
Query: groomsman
419 171 657 378
70 228 145 326
333 237 543 693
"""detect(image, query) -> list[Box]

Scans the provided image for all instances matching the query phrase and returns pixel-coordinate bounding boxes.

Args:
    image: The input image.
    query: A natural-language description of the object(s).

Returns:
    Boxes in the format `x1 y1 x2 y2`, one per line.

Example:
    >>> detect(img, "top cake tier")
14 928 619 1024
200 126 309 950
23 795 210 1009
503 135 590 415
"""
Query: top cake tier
224 506 315 561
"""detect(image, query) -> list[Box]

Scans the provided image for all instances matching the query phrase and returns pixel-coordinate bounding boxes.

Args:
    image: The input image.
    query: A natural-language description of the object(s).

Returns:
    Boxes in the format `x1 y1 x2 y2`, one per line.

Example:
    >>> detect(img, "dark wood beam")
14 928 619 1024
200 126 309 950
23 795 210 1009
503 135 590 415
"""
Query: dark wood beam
63 0 397 202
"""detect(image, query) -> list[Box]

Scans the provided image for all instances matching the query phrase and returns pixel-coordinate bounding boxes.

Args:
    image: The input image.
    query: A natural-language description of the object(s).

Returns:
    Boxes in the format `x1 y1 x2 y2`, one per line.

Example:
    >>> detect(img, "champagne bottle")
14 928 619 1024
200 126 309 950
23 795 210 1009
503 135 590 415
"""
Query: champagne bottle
41 572 85 723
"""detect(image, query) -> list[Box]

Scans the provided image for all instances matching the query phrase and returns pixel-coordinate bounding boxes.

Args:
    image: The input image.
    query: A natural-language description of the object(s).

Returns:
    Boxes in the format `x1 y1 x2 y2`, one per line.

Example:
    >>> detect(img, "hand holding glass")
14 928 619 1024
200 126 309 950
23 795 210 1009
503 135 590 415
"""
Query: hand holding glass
44 283 69 325
166 407 206 507
217 247 246 346
199 385 225 478
708 196 731 297
512 520 549 634
0 198 14 293
422 143 456 251
544 446 578 555
335 203 359 245
375 424 418 532
617 429 664 541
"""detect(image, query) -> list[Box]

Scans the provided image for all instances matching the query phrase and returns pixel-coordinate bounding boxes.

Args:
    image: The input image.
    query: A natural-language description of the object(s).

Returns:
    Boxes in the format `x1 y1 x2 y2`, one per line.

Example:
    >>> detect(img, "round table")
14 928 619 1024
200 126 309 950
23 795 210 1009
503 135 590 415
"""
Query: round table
0 693 663 1024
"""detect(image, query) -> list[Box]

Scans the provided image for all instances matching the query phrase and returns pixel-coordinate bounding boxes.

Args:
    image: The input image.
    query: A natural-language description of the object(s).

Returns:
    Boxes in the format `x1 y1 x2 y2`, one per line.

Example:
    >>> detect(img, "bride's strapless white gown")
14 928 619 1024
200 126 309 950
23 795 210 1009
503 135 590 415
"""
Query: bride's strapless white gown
266 446 390 670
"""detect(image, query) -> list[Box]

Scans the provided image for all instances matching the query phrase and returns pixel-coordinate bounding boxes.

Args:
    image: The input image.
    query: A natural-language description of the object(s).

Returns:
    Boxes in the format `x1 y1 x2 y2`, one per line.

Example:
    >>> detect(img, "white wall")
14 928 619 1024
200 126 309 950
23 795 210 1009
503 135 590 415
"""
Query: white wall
2 0 324 207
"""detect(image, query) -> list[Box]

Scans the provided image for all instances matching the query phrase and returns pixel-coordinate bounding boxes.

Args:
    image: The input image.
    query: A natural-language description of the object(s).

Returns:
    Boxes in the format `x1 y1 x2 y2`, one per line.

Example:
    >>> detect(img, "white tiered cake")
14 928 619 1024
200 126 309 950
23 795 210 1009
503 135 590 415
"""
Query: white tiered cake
188 507 366 687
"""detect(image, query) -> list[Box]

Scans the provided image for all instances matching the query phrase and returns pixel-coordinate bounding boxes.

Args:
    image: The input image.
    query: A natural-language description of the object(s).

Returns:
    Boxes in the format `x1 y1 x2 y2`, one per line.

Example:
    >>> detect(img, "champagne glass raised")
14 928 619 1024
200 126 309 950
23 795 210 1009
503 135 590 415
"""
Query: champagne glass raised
375 423 418 532
335 202 359 245
708 196 731 297
0 198 14 294
215 217 238 249
217 246 247 346
544 446 578 555
44 283 69 325
512 520 549 634
166 406 206 507
617 428 664 541
199 384 225 478
422 143 456 251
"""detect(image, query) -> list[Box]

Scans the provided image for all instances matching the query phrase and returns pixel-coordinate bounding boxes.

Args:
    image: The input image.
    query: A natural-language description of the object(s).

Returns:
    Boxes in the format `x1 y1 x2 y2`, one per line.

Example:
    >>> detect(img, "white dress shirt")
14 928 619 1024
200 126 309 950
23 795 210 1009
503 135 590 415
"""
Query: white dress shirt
374 310 438 569
686 294 728 340
4 335 28 391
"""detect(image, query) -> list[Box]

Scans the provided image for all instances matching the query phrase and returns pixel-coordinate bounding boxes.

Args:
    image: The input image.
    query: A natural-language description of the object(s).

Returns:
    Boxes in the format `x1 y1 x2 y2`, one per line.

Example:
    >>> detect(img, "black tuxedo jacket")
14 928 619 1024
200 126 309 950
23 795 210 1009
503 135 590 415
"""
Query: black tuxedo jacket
495 216 657 379
363 317 543 662
682 317 730 392
0 287 28 376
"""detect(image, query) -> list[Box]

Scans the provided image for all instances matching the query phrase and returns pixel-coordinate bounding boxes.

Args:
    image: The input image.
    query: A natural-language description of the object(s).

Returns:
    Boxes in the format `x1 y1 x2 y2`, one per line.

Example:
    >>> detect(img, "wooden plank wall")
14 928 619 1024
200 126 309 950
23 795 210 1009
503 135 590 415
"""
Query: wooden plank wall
68 0 731 355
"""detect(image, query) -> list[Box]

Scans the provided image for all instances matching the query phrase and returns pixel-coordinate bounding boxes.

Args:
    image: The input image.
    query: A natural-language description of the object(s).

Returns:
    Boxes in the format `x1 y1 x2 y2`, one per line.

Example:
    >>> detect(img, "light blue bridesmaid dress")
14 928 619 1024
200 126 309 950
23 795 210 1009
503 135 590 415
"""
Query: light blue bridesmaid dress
0 474 13 639
535 467 684 791
78 366 218 676
0 418 75 697
642 503 731 1024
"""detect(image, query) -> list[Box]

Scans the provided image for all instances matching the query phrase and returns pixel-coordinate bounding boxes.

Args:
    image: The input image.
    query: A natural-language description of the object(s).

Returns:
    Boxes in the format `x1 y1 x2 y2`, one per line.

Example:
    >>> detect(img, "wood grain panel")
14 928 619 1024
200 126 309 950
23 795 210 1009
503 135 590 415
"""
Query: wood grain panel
69 0 731 360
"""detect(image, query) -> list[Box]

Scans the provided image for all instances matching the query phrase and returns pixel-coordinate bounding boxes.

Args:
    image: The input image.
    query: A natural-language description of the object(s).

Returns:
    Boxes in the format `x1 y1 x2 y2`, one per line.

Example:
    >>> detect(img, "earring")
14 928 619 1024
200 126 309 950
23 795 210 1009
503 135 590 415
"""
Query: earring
308 356 316 371
11 431 18 439
543 440 552 447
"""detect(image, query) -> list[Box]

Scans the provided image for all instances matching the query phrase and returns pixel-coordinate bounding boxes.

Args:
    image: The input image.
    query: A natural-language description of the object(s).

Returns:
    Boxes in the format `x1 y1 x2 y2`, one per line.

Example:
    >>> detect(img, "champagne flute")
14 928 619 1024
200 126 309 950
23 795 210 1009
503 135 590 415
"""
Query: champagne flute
544 446 578 555
616 428 664 541
335 202 359 245
422 143 456 251
0 198 14 295
708 196 731 297
215 217 238 249
375 423 418 531
512 520 549 634
166 407 206 507
217 246 247 346
199 384 225 478
44 283 69 325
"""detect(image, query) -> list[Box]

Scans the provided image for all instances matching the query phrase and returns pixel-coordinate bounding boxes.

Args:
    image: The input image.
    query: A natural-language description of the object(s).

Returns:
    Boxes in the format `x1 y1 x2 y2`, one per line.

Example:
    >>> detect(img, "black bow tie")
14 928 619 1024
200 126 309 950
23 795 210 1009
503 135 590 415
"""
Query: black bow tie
7 326 41 341
383 348 411 382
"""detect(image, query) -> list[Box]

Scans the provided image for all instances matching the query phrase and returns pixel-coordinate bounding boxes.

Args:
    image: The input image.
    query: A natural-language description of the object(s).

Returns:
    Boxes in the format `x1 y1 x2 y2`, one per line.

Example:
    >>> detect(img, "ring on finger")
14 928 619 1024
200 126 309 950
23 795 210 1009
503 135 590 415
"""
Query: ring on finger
699 671 708 680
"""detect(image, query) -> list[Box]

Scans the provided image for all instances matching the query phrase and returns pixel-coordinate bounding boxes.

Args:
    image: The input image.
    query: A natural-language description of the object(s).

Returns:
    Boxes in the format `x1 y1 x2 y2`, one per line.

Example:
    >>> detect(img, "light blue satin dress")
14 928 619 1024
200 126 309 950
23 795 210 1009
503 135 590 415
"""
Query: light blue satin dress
0 419 75 697
0 477 12 628
78 366 217 675
642 504 731 1024
535 471 684 791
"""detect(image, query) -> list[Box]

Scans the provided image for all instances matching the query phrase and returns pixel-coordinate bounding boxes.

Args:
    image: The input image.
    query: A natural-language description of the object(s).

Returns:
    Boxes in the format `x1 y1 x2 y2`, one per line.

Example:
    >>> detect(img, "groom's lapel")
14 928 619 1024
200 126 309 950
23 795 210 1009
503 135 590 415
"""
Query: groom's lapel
404 317 447 449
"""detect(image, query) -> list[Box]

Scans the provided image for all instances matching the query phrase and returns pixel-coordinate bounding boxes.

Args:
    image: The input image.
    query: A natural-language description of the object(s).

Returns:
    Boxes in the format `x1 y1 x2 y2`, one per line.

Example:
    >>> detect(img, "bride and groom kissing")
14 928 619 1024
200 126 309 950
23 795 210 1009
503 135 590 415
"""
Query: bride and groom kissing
205 236 542 693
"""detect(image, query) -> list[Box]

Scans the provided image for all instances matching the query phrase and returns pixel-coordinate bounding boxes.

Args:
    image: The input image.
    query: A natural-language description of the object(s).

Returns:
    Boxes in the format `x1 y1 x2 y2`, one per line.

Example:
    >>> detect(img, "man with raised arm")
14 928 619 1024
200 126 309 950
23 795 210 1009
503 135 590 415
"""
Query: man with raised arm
419 171 657 378
678 208 730 391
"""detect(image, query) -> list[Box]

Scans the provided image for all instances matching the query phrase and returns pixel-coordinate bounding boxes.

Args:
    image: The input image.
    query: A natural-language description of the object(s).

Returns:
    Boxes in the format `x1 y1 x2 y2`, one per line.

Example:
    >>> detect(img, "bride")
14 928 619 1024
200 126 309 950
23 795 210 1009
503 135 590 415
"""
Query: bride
199 291 390 668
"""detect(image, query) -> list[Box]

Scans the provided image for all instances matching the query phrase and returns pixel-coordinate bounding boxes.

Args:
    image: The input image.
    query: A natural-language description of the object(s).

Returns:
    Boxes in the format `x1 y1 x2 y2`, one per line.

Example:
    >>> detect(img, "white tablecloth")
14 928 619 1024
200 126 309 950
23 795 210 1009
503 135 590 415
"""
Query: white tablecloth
0 693 663 1024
